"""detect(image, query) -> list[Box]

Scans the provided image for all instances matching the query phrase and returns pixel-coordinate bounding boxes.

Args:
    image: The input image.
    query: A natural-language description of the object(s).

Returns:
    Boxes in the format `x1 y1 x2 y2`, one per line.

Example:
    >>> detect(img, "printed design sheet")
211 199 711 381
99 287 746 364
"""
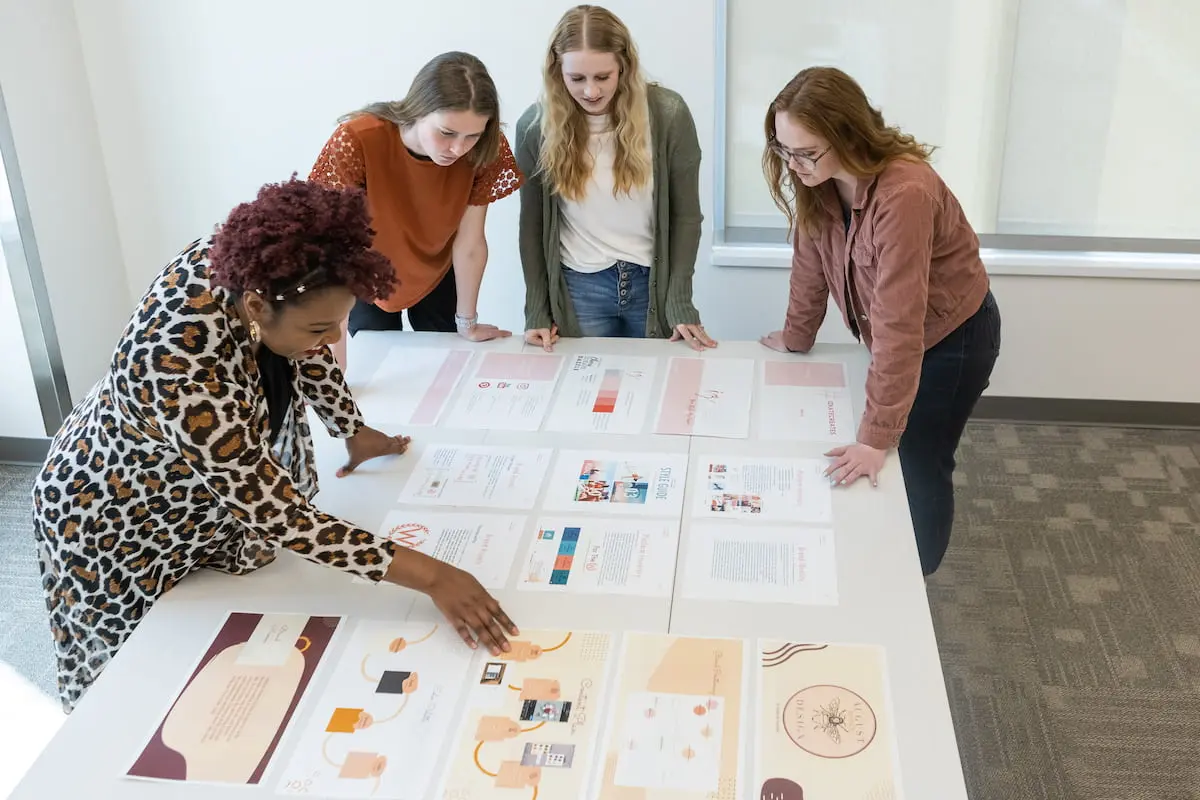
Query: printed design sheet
682 522 837 605
756 642 900 799
544 353 659 434
378 510 526 589
518 518 680 596
692 457 832 524
275 621 474 798
596 632 746 799
436 629 615 800
542 450 688 517
354 346 473 428
758 360 855 443
442 352 565 432
397 446 553 510
654 357 754 439
127 612 340 785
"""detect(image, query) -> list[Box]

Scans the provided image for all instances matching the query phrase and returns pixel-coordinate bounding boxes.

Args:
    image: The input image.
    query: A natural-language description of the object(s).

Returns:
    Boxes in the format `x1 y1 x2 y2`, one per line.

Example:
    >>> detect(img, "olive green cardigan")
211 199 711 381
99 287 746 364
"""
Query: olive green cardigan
514 84 704 338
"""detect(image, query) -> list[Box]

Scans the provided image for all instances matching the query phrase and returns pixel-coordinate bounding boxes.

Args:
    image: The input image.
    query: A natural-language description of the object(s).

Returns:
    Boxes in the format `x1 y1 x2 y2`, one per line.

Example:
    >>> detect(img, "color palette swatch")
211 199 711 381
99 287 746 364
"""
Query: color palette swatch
540 525 582 586
591 369 622 414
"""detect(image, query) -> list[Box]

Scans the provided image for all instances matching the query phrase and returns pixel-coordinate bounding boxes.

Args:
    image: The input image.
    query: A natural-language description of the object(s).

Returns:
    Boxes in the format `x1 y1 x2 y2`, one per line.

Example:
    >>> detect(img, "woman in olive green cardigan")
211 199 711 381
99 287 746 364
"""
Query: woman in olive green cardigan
515 4 716 351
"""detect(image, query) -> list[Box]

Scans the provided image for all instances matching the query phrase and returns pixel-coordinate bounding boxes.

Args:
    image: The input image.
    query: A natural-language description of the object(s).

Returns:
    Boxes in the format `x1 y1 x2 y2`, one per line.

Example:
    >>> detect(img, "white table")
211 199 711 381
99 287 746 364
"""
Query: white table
12 333 967 799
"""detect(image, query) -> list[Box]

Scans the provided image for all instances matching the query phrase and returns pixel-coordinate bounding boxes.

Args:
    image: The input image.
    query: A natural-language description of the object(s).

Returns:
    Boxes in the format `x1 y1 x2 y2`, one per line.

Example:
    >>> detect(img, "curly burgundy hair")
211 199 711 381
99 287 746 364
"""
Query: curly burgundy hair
209 176 394 304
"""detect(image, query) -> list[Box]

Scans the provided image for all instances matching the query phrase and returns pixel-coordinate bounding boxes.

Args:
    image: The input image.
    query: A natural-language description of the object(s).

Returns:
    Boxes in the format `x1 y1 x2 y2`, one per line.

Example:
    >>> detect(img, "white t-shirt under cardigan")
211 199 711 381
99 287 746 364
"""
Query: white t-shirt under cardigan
558 111 655 273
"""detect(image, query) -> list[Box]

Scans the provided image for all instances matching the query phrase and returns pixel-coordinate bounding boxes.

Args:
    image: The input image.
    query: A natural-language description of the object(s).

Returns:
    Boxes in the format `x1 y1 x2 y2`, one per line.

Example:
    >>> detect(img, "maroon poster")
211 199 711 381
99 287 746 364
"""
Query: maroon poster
127 611 340 784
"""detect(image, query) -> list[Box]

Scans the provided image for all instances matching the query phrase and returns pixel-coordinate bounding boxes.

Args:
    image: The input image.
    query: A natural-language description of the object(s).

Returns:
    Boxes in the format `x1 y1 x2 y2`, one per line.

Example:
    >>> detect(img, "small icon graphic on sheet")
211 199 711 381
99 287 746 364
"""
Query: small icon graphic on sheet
384 522 430 549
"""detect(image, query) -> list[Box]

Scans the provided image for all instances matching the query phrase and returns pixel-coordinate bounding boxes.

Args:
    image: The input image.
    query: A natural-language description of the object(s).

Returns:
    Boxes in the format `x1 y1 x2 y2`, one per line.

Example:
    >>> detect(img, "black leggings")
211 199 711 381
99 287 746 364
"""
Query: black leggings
348 268 458 335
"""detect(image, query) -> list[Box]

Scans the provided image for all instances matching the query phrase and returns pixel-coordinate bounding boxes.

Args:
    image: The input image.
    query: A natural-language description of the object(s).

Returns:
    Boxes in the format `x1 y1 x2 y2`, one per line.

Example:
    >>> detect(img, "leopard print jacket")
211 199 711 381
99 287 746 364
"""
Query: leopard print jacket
30 237 396 712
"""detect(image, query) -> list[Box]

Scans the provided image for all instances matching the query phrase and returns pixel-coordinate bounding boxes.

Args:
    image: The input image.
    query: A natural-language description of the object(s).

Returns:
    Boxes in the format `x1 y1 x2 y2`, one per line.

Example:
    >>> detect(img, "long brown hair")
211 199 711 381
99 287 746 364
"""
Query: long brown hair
342 51 502 168
763 66 935 236
537 5 651 201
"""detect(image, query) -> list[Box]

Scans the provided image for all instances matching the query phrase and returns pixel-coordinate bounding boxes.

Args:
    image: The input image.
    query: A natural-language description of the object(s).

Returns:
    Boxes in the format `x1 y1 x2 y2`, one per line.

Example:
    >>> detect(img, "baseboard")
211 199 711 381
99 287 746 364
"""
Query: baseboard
0 437 49 465
974 397 1200 428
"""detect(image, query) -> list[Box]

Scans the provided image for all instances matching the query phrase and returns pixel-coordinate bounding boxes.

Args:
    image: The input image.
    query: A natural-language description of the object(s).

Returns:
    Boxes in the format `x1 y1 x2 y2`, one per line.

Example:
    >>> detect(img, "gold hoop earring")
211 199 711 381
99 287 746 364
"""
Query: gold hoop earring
249 320 261 343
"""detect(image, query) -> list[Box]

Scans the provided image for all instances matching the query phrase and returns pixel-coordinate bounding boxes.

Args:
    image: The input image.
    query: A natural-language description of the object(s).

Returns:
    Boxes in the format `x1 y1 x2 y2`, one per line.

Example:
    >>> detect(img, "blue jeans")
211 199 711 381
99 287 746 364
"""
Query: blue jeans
898 290 1002 576
561 261 650 338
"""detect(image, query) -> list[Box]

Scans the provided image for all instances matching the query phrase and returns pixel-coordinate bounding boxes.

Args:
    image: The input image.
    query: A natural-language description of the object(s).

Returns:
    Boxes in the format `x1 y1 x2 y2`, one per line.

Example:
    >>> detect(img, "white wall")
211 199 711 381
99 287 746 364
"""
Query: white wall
0 0 131 406
0 0 1187 408
71 0 712 306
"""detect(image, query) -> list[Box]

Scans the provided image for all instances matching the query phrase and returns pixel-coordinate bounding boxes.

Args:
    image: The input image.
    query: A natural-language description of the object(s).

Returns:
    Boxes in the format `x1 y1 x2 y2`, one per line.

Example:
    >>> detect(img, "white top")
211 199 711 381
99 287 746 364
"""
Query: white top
558 112 655 273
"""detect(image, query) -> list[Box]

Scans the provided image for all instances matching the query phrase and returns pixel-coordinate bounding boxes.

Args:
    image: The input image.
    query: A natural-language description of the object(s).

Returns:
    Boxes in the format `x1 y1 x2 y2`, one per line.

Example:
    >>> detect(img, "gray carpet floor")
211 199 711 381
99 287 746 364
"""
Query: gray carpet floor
2 422 1199 798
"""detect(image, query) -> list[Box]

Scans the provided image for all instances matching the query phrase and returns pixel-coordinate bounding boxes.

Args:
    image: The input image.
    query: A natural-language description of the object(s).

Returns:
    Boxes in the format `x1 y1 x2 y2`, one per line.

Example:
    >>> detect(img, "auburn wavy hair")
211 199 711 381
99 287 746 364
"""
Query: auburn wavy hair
764 66 935 236
210 176 394 305
537 5 651 201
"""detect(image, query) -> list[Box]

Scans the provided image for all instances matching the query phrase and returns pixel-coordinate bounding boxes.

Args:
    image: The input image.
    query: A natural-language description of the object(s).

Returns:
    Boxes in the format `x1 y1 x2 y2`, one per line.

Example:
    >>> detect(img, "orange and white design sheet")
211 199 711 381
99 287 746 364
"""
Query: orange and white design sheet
595 632 746 799
436 629 615 799
275 619 475 798
756 641 901 800
127 612 340 785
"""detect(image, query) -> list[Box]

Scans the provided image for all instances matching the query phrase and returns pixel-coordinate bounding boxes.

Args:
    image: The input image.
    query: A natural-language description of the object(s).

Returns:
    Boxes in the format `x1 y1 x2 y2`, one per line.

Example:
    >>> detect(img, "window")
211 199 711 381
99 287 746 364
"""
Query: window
717 0 1200 255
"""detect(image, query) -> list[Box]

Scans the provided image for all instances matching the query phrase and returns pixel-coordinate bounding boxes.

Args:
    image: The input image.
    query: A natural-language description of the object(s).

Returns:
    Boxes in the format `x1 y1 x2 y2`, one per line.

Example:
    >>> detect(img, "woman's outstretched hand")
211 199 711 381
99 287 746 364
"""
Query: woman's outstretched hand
338 427 411 477
426 562 519 656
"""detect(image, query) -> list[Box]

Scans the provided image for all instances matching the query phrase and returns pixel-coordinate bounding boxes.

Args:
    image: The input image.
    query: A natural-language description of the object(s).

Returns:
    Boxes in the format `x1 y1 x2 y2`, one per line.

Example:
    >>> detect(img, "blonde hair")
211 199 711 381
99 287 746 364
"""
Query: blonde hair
342 51 501 169
537 5 651 201
763 66 935 236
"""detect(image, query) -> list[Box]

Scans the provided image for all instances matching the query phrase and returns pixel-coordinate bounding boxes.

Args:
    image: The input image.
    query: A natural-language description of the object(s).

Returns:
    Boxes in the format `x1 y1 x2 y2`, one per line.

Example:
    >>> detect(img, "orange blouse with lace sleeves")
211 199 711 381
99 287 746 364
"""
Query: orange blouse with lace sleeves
307 115 525 312
308 124 366 189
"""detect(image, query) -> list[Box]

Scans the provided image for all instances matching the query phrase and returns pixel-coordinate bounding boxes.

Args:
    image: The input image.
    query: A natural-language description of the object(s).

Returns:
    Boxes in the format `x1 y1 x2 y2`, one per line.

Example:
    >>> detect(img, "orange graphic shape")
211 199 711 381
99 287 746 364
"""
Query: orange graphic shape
326 707 366 733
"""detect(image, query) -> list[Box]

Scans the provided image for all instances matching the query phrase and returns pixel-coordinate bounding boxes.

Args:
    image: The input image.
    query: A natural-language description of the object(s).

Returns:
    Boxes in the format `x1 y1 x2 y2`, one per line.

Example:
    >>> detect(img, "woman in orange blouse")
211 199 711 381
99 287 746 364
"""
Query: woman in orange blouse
310 51 523 346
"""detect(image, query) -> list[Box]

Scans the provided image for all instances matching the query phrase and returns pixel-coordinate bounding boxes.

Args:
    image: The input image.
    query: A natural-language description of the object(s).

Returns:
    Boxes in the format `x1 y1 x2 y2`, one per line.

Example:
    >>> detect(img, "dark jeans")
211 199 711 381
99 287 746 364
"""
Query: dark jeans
898 290 1002 576
348 268 458 335
561 261 650 338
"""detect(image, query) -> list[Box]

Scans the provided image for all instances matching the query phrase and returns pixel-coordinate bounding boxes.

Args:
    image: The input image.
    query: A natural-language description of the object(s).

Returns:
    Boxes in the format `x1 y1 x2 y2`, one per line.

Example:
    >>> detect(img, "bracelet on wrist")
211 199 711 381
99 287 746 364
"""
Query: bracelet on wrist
454 313 478 331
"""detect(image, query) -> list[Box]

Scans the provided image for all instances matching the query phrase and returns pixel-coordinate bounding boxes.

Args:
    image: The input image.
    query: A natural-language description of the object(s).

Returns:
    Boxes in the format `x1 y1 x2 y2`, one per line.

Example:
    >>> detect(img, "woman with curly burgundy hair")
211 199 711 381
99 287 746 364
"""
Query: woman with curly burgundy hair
30 178 518 714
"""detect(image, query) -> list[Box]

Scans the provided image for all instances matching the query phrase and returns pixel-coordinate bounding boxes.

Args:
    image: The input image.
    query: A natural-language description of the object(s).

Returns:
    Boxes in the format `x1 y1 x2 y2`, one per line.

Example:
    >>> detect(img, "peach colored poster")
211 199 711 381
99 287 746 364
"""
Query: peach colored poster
275 619 476 798
595 632 746 800
436 629 615 800
756 642 900 800
126 611 340 784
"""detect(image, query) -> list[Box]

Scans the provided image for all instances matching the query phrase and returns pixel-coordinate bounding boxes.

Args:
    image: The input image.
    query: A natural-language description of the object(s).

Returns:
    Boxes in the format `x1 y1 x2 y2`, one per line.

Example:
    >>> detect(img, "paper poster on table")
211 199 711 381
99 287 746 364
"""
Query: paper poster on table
435 629 615 800
397 446 552 510
127 612 340 785
378 510 526 589
759 360 855 443
595 631 746 799
274 620 474 798
654 357 754 438
692 457 832 524
354 346 474 428
542 449 688 517
442 352 565 432
518 517 679 596
755 641 901 800
682 521 837 605
543 353 658 434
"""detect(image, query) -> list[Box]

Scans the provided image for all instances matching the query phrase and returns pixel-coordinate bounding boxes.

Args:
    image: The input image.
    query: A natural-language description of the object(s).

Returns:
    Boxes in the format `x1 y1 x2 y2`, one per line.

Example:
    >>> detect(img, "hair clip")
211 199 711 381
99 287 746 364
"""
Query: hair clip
256 284 307 301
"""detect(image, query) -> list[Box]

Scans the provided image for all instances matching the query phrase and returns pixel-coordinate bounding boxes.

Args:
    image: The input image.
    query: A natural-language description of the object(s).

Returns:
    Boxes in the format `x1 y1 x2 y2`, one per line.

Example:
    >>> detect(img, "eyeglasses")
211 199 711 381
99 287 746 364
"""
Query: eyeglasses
769 140 832 170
